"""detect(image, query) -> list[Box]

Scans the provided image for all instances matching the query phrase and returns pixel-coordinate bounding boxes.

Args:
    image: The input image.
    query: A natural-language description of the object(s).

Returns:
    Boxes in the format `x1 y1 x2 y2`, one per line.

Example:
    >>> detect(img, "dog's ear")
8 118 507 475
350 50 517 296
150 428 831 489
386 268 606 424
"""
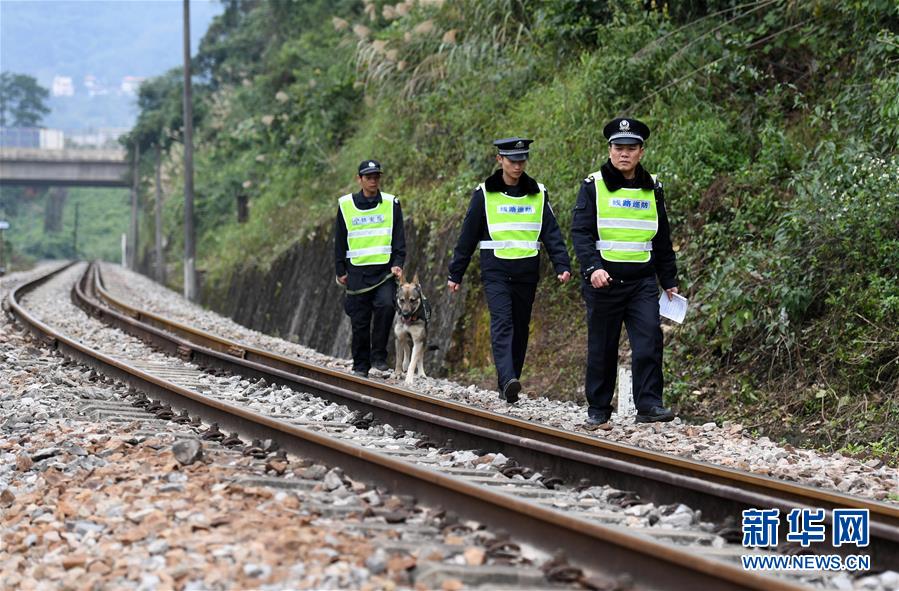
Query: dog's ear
412 272 420 286
399 269 406 284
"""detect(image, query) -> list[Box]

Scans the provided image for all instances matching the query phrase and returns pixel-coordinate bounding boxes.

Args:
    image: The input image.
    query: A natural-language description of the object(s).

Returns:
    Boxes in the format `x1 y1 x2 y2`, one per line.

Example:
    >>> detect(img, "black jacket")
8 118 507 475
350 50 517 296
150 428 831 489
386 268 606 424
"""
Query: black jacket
448 169 571 284
335 191 406 291
570 160 678 289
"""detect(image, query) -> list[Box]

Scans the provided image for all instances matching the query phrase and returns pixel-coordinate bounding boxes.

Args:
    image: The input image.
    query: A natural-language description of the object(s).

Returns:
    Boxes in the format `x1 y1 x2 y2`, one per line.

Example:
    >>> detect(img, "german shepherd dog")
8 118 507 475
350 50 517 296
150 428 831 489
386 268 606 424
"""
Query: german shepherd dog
394 273 430 385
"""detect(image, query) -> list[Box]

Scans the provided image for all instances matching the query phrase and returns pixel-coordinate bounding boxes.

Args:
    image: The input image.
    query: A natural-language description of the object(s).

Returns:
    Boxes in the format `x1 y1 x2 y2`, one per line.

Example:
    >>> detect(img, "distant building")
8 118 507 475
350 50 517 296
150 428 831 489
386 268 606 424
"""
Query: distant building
52 76 75 97
66 127 128 148
0 127 65 149
84 75 108 97
120 76 144 96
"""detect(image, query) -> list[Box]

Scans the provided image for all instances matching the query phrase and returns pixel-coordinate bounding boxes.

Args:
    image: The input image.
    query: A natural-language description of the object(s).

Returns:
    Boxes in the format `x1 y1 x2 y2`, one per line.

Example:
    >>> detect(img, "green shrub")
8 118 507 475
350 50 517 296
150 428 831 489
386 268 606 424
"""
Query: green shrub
125 0 899 459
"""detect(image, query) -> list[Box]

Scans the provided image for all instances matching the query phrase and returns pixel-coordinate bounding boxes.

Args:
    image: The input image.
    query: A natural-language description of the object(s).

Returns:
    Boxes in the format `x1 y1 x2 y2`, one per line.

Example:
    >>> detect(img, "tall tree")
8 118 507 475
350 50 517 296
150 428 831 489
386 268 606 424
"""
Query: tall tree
0 72 50 127
130 70 185 153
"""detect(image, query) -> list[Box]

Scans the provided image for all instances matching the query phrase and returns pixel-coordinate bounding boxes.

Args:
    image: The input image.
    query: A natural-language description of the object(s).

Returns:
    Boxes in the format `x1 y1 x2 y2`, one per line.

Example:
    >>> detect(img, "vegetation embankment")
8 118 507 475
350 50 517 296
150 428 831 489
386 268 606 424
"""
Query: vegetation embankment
0 187 130 268
126 0 899 462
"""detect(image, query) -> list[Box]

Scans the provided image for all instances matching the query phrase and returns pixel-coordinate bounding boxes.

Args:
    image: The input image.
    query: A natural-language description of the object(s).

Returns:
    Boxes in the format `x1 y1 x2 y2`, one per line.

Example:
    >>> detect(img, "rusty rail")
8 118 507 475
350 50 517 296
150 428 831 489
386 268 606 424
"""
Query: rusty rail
6 262 895 588
86 262 899 571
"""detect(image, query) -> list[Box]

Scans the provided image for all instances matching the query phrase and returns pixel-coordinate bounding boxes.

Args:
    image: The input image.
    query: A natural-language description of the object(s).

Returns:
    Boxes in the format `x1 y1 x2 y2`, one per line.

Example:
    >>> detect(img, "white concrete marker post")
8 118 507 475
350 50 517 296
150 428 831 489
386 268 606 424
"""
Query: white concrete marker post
616 365 635 417
121 233 127 267
0 220 8 275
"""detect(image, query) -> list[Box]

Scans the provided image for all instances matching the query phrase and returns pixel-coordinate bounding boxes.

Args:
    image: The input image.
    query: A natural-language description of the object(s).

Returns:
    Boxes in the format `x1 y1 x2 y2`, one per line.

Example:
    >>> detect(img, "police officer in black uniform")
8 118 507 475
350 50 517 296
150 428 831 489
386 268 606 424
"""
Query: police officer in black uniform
448 138 571 403
571 119 678 425
335 160 405 377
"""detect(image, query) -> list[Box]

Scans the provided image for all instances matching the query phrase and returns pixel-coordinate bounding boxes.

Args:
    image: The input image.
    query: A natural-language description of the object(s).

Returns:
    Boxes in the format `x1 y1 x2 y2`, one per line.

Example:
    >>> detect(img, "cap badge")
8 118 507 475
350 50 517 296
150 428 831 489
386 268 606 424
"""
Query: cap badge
619 120 630 131
368 161 375 167
514 140 523 148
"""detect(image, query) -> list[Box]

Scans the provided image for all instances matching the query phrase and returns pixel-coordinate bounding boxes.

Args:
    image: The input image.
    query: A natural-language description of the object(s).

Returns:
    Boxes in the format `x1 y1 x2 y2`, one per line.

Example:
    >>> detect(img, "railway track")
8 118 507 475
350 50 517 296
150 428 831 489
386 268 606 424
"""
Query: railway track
8 262 899 590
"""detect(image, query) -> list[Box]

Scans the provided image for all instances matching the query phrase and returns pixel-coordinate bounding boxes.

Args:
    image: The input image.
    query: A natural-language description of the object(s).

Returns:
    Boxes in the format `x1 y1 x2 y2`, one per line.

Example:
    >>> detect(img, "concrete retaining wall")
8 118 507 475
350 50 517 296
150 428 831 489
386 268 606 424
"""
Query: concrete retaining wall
203 215 472 374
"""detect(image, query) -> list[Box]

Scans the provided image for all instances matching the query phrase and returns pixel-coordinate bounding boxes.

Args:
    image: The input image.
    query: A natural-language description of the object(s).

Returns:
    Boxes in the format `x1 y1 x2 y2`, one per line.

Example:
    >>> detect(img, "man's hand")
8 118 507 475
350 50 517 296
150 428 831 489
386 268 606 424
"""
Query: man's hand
557 271 571 283
590 269 611 289
665 286 679 301
447 280 461 293
337 274 348 285
391 266 402 278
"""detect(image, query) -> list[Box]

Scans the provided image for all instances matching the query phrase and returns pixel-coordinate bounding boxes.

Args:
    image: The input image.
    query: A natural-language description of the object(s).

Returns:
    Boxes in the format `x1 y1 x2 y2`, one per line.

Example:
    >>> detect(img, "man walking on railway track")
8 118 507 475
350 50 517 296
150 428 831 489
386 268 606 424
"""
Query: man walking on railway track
336 159 405 378
447 137 571 403
571 118 678 426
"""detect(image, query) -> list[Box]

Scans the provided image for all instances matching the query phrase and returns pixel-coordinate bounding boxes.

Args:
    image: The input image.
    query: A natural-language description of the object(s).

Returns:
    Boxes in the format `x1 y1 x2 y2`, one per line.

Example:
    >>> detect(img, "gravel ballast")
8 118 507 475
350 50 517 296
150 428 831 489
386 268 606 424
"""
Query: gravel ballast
100 262 898 504
3 263 897 590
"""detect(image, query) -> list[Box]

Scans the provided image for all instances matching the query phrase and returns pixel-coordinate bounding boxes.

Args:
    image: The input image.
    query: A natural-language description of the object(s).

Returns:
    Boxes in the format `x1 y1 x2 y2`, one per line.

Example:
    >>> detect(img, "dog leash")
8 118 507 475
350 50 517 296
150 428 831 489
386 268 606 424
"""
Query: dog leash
337 272 396 295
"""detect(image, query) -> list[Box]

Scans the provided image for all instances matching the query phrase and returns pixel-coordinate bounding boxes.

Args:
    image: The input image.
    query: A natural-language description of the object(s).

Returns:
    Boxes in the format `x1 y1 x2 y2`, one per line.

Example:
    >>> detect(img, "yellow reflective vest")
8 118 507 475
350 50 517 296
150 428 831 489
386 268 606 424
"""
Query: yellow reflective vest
479 183 545 259
591 170 658 263
338 193 395 266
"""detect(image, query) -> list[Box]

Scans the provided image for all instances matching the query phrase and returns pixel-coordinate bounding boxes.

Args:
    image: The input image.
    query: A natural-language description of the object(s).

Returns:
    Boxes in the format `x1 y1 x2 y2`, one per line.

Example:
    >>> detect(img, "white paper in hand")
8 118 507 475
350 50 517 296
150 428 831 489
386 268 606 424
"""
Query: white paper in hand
659 292 688 323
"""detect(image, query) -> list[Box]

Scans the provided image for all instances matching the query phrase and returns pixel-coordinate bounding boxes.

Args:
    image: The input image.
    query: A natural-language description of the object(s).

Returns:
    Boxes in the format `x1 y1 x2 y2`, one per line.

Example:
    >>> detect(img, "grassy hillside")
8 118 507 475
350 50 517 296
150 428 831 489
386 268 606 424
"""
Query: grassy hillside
130 0 898 461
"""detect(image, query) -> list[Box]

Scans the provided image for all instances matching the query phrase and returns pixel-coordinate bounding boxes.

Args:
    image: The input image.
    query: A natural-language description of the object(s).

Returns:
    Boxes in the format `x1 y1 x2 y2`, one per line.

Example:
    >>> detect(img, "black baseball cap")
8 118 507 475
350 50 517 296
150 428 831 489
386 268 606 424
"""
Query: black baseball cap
358 159 382 175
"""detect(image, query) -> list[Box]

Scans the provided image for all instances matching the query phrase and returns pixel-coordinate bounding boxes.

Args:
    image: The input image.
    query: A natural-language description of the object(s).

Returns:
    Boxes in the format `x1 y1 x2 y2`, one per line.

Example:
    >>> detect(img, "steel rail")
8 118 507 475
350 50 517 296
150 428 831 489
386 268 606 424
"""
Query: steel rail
6 264 819 590
88 262 899 571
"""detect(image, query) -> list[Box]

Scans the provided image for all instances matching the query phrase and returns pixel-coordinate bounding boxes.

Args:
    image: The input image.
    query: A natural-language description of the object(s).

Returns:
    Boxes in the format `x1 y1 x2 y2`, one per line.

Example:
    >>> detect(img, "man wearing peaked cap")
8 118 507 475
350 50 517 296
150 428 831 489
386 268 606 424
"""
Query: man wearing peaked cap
335 159 406 378
570 118 679 426
603 117 650 145
494 137 532 160
447 137 572 403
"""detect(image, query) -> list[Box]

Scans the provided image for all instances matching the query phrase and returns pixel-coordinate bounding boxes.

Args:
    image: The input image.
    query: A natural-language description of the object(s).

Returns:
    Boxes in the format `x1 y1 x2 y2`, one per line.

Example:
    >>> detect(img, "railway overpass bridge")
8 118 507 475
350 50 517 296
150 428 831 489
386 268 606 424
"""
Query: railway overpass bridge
0 148 130 188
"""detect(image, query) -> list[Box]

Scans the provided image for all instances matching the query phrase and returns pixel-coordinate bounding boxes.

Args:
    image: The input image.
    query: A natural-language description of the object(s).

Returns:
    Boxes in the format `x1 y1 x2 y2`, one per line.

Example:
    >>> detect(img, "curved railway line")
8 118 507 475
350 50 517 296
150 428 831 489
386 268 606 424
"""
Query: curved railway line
7 261 899 590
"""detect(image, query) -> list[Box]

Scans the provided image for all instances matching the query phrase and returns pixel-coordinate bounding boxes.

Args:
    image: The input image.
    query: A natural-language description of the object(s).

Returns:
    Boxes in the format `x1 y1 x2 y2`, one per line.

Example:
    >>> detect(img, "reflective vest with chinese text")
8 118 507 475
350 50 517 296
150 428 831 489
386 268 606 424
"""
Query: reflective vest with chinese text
339 193 395 266
479 184 545 259
591 171 657 263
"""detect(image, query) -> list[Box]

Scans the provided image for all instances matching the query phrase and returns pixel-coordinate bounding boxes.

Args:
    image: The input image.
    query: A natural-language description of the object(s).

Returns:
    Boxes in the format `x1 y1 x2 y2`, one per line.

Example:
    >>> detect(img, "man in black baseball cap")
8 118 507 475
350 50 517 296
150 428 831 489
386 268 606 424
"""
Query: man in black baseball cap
358 159 382 175
570 117 680 427
447 136 571 403
335 158 405 377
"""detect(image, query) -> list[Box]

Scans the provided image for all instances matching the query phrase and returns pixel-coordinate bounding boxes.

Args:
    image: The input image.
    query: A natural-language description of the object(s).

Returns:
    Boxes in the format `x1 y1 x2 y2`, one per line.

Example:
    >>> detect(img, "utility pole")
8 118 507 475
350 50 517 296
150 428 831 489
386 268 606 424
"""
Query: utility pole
182 0 197 301
154 144 165 283
72 202 79 259
129 143 140 269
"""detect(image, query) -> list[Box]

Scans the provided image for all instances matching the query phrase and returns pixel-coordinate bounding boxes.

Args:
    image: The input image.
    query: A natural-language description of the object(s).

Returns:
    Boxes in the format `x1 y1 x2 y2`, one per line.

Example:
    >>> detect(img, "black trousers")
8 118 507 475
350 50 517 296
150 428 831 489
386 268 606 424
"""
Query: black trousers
582 275 664 418
484 280 537 389
344 280 395 372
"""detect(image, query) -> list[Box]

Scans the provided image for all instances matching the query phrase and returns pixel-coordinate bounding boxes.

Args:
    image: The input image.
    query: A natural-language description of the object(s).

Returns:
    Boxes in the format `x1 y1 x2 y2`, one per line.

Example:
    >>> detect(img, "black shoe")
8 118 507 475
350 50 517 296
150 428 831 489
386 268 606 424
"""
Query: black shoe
352 369 369 378
501 379 521 404
372 360 389 372
635 406 675 423
586 412 611 426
